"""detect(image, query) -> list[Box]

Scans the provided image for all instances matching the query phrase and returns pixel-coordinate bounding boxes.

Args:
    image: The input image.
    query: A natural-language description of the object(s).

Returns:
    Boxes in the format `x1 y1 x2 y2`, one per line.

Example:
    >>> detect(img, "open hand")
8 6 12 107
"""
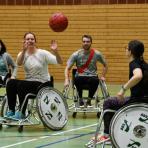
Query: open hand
50 40 58 52
22 41 28 52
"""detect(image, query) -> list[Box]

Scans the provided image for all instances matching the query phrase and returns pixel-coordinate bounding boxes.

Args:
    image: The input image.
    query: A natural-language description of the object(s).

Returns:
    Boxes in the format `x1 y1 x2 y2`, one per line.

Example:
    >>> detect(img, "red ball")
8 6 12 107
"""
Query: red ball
49 12 68 32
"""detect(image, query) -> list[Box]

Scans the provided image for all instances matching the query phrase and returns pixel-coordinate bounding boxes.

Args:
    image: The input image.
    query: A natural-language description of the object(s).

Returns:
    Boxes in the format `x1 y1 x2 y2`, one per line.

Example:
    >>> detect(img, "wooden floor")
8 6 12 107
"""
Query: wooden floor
0 83 121 148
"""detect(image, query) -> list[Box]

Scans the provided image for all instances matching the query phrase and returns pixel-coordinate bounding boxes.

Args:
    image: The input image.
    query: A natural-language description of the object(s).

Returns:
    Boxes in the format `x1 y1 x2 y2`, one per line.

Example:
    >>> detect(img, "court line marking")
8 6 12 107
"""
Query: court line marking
0 123 97 148
36 132 94 148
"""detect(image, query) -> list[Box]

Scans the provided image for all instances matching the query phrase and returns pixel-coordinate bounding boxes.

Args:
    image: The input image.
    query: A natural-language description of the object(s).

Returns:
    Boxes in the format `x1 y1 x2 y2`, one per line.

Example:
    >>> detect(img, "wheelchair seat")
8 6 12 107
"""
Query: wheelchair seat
20 76 55 116
72 68 99 97
21 76 54 109
72 68 92 89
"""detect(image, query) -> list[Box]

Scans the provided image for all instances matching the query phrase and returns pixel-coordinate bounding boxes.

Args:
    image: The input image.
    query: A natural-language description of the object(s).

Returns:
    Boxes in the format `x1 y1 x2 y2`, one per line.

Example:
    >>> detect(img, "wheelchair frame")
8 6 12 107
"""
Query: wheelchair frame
0 77 68 132
63 71 110 118
0 93 42 132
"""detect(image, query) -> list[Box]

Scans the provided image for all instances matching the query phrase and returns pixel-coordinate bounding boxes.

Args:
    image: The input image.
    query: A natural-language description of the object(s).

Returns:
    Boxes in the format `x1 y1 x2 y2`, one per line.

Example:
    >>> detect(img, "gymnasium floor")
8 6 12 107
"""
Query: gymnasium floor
0 83 121 148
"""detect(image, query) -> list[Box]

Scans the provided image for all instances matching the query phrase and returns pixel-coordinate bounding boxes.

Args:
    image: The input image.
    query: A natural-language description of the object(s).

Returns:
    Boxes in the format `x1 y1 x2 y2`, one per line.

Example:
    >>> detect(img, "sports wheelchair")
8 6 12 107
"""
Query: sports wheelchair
85 101 148 148
63 69 109 118
0 76 68 132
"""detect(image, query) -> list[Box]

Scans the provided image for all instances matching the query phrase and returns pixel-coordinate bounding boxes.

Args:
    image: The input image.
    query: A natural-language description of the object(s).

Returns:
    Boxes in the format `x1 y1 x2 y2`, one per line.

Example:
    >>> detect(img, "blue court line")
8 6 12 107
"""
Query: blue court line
36 132 94 148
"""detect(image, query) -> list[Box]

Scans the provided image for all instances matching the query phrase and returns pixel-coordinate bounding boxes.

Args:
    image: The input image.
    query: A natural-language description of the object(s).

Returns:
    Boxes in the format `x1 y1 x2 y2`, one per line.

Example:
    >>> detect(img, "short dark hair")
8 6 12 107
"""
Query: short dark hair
0 39 6 55
82 35 92 43
128 40 144 59
24 32 37 42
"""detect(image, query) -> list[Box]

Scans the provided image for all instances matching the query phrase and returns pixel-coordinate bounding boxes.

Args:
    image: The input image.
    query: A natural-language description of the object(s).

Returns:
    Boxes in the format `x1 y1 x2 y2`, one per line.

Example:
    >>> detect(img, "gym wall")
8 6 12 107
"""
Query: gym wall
0 3 148 84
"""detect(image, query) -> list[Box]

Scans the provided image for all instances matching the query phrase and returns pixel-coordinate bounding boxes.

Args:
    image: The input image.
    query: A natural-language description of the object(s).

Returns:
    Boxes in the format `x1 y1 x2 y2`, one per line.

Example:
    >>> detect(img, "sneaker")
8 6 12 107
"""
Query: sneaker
10 111 25 120
5 110 15 118
91 135 110 144
79 100 84 106
87 100 92 106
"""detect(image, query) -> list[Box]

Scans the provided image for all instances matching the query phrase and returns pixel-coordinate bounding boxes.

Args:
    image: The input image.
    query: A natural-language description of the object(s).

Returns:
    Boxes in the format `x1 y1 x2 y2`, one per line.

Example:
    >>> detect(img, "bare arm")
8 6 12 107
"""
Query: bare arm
50 40 63 64
100 63 108 81
64 65 73 87
117 68 143 99
17 41 28 66
16 50 26 66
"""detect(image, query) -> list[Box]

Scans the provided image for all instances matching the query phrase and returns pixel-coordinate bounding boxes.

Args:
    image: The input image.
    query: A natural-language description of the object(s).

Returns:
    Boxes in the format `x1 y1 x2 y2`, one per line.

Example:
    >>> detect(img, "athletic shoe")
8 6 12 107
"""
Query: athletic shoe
10 111 25 120
91 135 110 144
79 100 84 106
5 110 15 118
87 100 92 107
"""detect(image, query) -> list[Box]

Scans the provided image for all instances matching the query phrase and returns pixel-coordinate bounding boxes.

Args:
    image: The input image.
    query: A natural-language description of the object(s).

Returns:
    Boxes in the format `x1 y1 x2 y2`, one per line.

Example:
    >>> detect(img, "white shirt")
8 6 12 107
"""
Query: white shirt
17 49 57 83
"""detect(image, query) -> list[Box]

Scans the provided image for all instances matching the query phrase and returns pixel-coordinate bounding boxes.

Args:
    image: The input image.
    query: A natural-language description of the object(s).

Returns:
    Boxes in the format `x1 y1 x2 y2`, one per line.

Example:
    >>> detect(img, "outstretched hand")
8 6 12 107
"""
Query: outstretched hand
50 40 58 52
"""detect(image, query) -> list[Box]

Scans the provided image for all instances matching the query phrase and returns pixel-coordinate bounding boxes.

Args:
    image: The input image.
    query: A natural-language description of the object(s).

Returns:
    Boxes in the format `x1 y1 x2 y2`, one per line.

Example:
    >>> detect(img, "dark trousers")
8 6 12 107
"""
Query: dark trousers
103 96 148 134
6 79 52 114
74 76 99 98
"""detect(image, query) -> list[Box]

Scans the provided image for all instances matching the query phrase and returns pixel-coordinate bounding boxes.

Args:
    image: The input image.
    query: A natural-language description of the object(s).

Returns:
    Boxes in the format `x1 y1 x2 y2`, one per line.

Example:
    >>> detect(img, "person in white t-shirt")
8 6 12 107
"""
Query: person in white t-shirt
5 32 63 120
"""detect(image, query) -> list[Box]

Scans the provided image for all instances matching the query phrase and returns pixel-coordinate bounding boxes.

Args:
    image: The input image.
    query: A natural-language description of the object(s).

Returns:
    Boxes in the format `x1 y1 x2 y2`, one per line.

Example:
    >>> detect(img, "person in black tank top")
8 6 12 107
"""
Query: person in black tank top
90 40 148 143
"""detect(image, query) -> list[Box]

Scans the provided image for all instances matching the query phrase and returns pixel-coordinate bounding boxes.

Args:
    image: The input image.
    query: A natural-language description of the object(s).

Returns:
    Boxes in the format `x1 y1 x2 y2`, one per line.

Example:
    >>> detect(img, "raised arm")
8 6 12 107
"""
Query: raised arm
50 40 63 64
64 65 73 87
17 42 28 66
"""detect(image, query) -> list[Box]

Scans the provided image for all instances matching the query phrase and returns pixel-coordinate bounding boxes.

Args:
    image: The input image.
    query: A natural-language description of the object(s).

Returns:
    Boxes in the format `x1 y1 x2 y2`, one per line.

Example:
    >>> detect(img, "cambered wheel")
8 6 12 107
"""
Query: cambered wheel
110 103 148 148
36 87 68 131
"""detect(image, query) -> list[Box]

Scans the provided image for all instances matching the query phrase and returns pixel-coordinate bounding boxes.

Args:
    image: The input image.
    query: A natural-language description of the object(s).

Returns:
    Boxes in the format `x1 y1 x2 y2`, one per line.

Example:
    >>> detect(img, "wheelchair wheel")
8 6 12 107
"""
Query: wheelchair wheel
36 87 68 131
110 103 148 148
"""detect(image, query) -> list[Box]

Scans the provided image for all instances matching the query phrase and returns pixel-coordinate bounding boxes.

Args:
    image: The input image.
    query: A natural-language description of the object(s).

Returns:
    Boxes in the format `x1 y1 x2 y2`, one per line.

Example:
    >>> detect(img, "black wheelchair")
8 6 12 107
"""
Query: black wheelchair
85 100 148 148
0 76 68 132
63 69 109 118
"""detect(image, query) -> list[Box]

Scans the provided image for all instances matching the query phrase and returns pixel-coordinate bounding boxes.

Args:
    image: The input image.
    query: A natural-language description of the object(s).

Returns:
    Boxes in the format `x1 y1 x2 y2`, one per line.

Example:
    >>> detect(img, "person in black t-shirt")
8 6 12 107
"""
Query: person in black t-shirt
90 40 148 143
